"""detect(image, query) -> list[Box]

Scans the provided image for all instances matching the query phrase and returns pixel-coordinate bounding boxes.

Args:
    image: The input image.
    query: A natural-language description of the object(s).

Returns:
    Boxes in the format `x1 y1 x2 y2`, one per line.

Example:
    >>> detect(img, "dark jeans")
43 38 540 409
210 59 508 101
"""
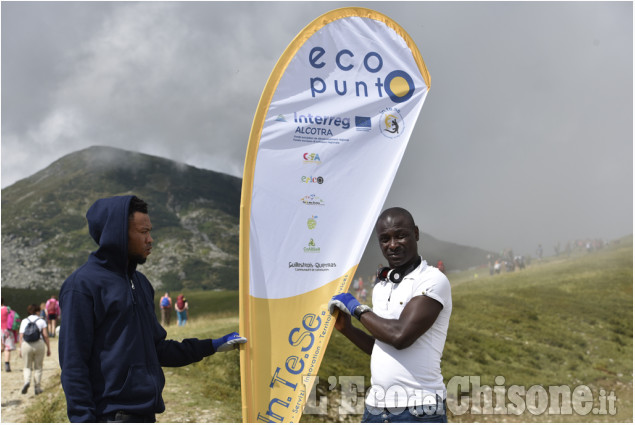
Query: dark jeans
362 400 448 423
97 411 156 423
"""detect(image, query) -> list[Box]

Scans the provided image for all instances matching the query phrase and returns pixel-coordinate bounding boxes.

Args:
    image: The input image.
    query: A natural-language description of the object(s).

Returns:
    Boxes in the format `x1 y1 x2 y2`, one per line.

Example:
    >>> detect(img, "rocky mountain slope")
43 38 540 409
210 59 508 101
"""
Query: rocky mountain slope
1 146 241 290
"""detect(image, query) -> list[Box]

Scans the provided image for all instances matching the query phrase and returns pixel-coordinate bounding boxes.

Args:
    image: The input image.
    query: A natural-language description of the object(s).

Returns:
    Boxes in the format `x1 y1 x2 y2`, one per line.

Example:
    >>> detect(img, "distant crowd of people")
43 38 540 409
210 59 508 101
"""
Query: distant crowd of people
1 295 60 396
487 249 527 275
554 239 609 257
486 238 611 276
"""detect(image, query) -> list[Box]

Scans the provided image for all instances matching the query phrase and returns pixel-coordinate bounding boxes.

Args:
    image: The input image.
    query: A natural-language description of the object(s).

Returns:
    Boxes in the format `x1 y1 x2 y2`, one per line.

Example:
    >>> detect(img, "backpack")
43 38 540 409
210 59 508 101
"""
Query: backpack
176 296 185 310
23 318 41 342
160 297 170 308
7 309 21 332
46 299 58 315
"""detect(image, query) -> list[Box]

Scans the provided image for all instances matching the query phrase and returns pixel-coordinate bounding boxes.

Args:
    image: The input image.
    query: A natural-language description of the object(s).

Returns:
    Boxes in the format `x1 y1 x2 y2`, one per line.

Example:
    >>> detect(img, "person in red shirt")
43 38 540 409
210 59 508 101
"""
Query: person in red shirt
1 298 17 372
45 296 60 337
436 260 446 274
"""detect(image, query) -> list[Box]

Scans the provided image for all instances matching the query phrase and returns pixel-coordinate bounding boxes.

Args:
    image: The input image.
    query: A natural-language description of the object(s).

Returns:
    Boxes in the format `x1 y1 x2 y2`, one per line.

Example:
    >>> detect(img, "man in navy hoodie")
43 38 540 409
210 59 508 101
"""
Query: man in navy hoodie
59 195 246 422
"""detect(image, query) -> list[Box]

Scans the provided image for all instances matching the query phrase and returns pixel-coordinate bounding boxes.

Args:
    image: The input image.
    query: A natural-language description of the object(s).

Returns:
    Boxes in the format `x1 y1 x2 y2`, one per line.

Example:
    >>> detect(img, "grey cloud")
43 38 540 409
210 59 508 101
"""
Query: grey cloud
2 1 631 257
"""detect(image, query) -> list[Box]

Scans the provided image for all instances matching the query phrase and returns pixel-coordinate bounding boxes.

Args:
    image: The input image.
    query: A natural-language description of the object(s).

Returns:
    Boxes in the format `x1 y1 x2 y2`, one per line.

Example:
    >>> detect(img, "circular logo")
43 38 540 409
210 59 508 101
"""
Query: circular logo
379 108 405 139
384 70 415 103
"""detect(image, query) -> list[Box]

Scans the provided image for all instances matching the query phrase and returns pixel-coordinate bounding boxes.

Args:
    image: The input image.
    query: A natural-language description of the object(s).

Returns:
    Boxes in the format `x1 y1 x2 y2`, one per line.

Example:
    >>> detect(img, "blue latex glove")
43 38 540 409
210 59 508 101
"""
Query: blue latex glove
212 332 247 352
328 293 361 316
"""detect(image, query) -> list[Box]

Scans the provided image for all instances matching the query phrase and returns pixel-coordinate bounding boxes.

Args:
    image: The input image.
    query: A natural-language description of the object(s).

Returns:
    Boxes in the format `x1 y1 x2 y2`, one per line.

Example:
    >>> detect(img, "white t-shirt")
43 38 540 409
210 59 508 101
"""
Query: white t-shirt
19 315 47 341
366 259 452 408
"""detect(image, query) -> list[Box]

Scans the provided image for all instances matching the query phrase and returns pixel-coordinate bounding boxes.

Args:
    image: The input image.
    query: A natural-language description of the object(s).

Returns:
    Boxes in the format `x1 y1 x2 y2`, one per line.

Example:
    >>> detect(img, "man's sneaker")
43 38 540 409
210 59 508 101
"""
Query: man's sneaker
21 383 30 394
34 387 43 395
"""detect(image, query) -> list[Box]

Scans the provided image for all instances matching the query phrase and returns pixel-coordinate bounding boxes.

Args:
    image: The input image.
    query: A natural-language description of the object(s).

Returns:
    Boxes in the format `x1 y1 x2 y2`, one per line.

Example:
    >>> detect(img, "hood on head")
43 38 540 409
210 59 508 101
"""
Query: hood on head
86 195 135 273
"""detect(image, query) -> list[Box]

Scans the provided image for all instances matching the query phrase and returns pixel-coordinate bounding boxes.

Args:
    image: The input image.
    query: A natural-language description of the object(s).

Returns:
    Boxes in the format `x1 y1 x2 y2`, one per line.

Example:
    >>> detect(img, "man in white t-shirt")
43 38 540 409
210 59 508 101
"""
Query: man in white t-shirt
329 207 452 422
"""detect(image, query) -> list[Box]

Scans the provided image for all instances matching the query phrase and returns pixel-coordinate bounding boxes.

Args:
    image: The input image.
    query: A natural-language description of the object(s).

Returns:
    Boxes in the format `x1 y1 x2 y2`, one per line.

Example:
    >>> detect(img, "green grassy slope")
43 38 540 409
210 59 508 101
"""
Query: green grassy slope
306 237 633 422
441 237 632 422
22 237 632 422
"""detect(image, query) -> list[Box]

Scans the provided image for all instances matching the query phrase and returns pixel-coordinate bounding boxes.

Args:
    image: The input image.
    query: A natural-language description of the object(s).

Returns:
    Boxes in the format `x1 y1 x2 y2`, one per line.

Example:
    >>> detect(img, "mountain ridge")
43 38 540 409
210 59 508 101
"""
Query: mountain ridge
1 146 241 290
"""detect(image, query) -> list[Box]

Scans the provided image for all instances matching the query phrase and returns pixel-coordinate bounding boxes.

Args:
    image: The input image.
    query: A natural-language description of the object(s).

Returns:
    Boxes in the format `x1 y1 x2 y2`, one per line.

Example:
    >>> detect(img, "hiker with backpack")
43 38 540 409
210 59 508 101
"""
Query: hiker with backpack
1 298 18 372
175 294 189 327
45 295 60 337
19 304 50 395
159 292 172 326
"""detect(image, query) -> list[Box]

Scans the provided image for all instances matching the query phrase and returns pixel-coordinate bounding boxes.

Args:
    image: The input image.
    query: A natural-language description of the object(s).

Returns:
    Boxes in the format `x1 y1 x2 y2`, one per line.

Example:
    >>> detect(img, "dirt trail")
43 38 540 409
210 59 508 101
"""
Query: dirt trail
1 337 60 423
1 336 225 423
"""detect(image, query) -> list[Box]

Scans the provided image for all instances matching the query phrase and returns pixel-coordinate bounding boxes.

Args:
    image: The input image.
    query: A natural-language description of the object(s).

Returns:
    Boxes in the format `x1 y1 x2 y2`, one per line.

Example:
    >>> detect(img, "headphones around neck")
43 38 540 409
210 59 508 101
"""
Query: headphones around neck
377 257 422 284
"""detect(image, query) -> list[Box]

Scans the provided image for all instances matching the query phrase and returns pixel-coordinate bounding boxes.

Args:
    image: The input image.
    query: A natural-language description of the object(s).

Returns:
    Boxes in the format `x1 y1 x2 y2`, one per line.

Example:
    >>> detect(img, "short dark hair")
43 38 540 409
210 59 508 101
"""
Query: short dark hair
377 207 416 227
129 196 148 218
27 304 40 315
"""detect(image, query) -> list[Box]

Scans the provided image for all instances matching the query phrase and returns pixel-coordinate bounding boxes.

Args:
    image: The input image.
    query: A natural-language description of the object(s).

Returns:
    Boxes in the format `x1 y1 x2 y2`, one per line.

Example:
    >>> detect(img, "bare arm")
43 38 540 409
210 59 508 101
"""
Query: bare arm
333 311 375 355
41 327 51 356
360 295 443 350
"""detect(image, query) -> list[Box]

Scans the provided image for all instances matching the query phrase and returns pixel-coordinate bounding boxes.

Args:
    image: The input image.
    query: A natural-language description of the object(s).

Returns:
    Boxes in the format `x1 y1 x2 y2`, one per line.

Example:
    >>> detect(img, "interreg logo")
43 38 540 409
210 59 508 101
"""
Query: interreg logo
301 194 325 206
308 46 416 104
379 107 405 139
307 216 318 230
303 153 322 164
301 176 324 184
294 112 350 137
304 238 321 253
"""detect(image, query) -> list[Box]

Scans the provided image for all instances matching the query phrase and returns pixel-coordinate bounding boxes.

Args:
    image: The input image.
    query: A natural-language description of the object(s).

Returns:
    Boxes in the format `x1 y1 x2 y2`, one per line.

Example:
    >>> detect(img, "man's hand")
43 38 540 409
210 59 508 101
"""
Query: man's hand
212 332 247 352
329 293 375 355
334 308 352 332
328 293 361 316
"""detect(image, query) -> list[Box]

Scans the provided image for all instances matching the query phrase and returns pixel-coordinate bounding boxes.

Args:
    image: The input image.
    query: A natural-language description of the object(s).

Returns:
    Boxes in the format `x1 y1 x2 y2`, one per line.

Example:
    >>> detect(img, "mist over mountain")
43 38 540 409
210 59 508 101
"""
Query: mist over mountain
1 146 493 290
1 146 241 290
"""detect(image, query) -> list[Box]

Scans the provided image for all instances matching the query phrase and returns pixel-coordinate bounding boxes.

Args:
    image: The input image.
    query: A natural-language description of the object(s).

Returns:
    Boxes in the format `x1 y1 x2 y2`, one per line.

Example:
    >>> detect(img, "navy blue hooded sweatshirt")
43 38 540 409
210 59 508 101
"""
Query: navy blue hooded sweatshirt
59 195 215 422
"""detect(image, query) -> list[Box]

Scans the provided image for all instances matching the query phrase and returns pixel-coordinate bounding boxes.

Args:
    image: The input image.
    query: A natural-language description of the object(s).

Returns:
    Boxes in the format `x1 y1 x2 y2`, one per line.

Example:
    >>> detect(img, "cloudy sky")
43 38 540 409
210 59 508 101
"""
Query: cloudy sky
2 1 632 256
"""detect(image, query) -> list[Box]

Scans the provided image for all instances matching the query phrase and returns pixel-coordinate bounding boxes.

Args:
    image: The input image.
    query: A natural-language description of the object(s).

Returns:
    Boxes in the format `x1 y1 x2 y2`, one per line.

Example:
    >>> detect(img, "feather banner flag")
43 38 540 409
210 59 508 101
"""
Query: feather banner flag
239 7 430 422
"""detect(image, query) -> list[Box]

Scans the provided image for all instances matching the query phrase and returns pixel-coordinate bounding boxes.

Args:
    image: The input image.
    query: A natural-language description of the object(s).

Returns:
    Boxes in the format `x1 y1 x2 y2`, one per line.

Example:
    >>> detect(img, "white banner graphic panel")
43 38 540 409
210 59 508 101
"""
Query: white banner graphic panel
249 12 429 299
